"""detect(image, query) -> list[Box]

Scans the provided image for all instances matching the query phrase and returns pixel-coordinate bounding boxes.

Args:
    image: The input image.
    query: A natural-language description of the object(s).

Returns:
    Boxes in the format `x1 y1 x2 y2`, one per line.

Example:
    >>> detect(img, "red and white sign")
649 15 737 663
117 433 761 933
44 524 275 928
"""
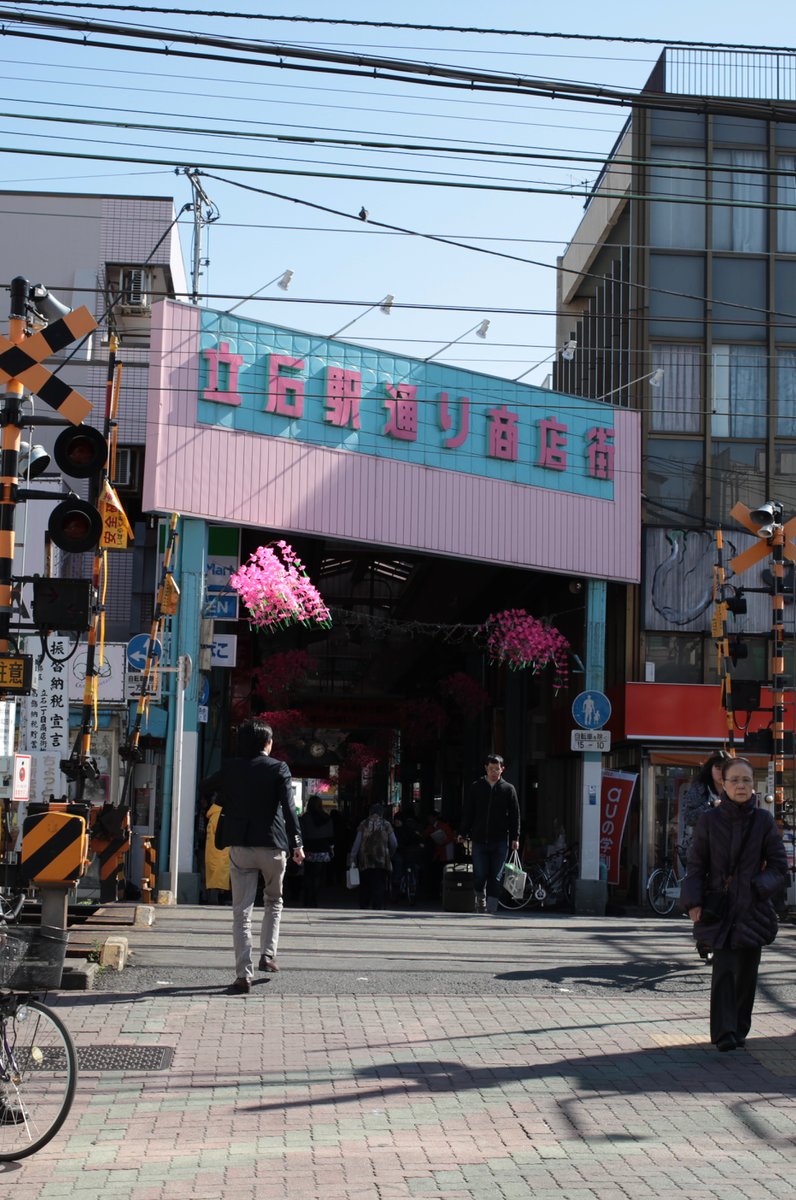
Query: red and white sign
13 753 31 801
599 770 637 885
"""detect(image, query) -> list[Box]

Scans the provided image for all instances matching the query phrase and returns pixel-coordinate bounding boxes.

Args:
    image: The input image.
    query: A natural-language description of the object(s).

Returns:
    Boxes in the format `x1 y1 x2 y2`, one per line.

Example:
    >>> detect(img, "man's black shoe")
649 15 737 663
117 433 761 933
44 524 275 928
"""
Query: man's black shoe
716 1033 737 1052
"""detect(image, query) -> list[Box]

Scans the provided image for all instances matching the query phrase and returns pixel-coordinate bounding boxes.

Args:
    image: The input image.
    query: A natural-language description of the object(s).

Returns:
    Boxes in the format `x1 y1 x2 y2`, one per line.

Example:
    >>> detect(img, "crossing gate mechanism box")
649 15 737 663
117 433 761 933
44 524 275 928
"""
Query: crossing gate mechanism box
21 809 89 886
443 862 476 913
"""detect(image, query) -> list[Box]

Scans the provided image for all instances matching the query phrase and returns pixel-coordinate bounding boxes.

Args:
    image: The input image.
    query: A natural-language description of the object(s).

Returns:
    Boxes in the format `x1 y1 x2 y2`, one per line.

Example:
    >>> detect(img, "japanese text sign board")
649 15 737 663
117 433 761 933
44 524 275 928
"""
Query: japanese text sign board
599 771 637 886
197 313 618 501
0 654 34 695
571 730 611 753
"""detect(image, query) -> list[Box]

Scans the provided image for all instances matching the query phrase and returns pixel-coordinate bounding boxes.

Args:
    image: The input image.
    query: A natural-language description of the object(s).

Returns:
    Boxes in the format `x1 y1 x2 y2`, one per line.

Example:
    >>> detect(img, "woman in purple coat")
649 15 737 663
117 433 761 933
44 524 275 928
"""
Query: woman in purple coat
680 756 789 1052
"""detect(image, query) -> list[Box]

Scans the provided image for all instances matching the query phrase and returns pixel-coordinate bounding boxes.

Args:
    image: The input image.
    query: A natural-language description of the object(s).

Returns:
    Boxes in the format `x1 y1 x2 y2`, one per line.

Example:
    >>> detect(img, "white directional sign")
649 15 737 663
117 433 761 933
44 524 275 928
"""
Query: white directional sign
571 729 611 753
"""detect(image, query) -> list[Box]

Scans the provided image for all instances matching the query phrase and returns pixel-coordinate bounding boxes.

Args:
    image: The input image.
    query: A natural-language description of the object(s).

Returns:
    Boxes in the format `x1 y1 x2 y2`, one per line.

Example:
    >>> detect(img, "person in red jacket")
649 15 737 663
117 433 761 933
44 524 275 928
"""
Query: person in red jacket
680 756 788 1052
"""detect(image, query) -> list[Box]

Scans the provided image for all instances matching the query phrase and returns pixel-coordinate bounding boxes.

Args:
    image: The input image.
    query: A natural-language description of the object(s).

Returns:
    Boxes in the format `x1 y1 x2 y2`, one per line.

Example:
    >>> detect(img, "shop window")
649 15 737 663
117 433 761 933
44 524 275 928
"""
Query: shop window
712 150 767 252
710 344 767 438
644 634 703 683
649 344 702 433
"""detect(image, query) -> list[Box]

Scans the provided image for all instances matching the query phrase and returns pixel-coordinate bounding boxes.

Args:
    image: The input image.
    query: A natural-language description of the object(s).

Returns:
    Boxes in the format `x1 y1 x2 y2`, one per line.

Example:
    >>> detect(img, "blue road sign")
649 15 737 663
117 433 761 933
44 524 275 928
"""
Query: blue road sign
126 634 162 672
199 676 210 707
572 690 611 730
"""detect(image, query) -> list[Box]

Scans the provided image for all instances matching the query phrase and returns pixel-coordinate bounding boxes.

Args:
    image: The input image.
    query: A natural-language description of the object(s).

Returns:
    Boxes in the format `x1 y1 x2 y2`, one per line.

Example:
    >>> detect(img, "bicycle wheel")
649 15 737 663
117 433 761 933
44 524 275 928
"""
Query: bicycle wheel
647 867 677 916
0 999 77 1161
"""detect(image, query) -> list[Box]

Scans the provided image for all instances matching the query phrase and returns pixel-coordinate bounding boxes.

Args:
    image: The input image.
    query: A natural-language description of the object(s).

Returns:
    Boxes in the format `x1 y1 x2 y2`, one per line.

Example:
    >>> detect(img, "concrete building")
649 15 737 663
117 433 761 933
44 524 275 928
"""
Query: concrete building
554 48 796 896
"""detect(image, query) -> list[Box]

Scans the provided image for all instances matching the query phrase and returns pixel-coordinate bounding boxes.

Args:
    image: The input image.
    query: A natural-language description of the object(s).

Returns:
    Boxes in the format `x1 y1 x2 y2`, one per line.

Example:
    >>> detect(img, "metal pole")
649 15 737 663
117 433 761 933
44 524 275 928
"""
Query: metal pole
0 277 28 658
771 525 786 818
168 654 187 899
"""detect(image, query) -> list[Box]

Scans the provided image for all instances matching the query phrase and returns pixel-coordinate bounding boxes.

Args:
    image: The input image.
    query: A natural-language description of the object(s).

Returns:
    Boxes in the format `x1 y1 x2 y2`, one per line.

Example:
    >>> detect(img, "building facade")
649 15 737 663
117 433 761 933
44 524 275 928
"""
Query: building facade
554 49 796 891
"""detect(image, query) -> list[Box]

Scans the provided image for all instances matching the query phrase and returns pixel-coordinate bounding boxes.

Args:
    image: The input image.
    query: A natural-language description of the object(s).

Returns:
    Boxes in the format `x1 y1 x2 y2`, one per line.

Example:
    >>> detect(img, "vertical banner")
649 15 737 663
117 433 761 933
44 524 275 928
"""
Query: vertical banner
18 641 72 804
600 770 637 885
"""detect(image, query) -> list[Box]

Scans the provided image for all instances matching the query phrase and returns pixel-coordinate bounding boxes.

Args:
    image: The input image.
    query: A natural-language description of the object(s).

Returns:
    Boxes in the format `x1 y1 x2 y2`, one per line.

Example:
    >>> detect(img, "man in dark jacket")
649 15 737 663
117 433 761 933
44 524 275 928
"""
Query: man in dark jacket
458 754 520 914
200 719 304 993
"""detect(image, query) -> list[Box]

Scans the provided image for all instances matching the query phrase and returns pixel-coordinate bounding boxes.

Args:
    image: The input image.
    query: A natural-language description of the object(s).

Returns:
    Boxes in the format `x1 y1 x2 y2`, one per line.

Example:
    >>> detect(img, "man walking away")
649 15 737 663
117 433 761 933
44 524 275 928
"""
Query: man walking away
458 755 520 914
201 719 304 992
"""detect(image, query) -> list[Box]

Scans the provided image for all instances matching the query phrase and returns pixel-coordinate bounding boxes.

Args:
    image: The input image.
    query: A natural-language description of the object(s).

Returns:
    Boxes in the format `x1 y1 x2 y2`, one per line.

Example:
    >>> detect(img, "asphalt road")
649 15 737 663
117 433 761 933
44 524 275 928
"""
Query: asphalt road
91 902 796 1006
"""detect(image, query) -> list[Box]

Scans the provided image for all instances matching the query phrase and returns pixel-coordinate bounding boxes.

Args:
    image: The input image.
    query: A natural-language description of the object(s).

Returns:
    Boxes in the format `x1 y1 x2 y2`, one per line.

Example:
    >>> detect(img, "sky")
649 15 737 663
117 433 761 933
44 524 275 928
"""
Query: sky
0 1 794 384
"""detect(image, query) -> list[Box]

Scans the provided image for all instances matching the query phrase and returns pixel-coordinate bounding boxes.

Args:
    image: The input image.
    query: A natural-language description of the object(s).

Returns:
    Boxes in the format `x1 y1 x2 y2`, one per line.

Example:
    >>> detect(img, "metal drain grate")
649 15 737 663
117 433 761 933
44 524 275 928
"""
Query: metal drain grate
77 1044 175 1072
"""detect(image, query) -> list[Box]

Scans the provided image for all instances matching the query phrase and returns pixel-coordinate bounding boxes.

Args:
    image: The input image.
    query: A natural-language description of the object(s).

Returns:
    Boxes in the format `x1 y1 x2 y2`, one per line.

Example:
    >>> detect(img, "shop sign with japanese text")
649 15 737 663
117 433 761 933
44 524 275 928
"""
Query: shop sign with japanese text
197 314 618 501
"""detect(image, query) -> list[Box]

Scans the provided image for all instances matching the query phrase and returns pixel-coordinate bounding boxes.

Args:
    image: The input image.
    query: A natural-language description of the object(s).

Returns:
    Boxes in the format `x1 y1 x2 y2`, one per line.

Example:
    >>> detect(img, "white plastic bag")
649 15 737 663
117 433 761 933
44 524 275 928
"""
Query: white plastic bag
346 865 360 889
501 850 527 900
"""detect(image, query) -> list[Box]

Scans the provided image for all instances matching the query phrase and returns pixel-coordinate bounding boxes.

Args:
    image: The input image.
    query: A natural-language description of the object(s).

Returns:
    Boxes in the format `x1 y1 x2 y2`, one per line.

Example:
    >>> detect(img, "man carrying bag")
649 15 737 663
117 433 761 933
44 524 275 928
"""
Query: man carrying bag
458 754 520 914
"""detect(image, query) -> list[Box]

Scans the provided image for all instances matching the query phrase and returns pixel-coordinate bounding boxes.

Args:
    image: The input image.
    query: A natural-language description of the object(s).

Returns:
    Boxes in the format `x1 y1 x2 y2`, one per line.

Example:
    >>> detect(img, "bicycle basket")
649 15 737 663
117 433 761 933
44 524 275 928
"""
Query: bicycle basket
0 924 69 990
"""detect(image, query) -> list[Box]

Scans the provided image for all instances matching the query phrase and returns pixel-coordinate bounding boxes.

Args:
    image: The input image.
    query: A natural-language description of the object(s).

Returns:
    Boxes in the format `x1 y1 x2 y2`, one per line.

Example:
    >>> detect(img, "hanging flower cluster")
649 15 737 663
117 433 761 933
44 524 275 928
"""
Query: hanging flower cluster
482 609 571 692
344 741 381 772
251 650 312 706
255 709 306 738
230 541 332 631
441 671 490 720
400 698 448 747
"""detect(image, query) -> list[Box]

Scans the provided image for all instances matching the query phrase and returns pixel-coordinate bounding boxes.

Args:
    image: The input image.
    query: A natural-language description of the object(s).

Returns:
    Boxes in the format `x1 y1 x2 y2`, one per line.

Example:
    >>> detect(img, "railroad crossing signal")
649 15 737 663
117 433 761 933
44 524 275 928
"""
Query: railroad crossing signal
0 306 96 424
729 501 796 575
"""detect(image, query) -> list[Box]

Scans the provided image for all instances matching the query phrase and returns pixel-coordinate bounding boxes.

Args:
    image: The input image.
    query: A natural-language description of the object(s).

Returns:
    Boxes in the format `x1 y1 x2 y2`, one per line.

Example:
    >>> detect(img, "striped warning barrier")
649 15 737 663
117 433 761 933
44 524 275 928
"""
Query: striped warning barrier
90 805 131 902
141 839 157 903
21 810 89 885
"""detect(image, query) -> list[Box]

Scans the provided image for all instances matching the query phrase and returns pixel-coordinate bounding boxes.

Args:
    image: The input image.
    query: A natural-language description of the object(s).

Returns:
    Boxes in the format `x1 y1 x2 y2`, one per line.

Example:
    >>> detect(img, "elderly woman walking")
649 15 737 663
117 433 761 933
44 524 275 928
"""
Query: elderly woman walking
680 756 789 1052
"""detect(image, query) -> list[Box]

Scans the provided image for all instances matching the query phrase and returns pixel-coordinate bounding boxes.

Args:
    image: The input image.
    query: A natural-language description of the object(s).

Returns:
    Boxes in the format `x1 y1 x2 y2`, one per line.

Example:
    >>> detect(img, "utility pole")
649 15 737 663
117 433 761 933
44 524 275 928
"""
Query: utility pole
178 168 219 304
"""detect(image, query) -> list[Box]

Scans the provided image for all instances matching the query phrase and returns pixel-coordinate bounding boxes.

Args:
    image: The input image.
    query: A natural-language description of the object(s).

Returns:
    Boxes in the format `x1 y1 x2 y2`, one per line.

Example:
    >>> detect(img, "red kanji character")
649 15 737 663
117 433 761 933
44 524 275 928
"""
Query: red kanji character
439 392 470 449
586 426 615 481
487 405 519 461
266 355 305 418
537 417 569 471
384 383 418 441
325 367 362 429
202 341 243 406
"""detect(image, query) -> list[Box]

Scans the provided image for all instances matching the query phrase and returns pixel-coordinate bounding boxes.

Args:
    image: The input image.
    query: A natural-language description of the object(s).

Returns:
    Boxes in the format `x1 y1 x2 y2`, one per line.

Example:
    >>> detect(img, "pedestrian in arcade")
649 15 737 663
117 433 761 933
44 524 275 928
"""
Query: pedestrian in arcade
300 793 335 908
680 756 788 1052
349 803 397 910
200 719 304 993
458 754 520 914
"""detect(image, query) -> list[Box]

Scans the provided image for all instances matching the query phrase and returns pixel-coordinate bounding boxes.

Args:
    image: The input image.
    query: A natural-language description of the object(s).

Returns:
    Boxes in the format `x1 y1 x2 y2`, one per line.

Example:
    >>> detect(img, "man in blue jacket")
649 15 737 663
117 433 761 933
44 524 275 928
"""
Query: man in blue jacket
201 719 304 992
459 754 520 914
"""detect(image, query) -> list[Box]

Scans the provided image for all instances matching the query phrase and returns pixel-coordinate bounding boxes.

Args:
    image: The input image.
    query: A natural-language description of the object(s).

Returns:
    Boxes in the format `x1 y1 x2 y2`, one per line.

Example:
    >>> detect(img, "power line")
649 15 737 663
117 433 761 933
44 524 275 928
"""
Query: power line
12 5 796 56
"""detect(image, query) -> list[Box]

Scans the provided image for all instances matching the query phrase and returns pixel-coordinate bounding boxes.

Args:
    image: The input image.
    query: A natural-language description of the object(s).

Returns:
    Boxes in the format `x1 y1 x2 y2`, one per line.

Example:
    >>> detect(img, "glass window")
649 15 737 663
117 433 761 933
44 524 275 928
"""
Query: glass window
644 439 704 525
649 255 705 339
711 344 767 437
712 116 767 145
712 259 767 341
649 145 706 250
774 261 796 340
710 440 766 523
774 443 796 513
713 149 767 252
649 344 702 433
776 352 796 437
706 637 768 683
651 112 705 143
644 634 703 684
777 156 796 251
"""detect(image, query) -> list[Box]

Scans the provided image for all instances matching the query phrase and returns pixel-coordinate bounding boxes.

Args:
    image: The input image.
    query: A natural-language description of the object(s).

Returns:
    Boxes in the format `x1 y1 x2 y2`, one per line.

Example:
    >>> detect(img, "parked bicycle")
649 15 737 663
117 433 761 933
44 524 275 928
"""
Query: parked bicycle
0 892 76 1160
646 844 689 916
397 862 418 906
499 844 579 911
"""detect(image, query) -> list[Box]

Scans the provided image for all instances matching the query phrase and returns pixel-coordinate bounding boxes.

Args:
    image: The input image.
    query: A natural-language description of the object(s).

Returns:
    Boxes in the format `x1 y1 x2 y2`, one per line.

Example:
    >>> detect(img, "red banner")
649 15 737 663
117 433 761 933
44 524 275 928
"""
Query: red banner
600 771 637 885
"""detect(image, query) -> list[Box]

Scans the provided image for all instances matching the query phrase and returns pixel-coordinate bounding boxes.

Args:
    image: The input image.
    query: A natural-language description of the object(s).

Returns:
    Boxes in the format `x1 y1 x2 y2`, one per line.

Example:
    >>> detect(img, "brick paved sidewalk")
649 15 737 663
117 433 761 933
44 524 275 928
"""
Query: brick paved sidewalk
6 986 795 1200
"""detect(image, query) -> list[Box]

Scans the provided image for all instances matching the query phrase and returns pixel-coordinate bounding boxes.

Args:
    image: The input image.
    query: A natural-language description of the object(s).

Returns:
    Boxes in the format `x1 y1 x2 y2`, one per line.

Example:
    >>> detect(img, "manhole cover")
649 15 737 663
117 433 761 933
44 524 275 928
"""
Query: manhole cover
77 1044 174 1072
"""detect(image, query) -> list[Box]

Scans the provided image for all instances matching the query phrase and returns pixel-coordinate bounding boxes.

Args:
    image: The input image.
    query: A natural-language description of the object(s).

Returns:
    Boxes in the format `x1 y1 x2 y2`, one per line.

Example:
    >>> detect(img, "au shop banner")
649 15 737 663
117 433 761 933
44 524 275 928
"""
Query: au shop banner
600 771 637 885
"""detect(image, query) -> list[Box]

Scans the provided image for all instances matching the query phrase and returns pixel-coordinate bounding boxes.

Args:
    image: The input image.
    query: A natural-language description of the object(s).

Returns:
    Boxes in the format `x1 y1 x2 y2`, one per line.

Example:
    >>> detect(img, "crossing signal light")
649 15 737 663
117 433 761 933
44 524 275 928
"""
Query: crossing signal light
48 498 103 553
725 588 747 616
729 636 748 666
53 425 107 479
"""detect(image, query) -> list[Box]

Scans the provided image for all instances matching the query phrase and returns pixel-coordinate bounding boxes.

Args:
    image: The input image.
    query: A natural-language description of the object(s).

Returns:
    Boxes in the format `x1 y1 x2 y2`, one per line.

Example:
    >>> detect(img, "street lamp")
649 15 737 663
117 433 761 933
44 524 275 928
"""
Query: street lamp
424 319 490 363
225 269 293 316
330 294 394 338
595 368 664 403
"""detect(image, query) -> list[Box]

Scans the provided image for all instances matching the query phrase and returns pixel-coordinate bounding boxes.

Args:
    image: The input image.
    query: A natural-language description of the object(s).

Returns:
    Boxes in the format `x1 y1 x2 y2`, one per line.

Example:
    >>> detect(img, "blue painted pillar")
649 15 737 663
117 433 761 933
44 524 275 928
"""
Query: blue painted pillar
159 517 206 900
580 579 607 882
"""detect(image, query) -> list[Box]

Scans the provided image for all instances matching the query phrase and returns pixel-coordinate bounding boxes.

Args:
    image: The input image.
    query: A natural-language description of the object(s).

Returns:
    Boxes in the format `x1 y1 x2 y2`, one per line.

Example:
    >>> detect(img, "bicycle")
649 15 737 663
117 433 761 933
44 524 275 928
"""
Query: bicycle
646 844 689 916
498 845 579 911
0 892 77 1161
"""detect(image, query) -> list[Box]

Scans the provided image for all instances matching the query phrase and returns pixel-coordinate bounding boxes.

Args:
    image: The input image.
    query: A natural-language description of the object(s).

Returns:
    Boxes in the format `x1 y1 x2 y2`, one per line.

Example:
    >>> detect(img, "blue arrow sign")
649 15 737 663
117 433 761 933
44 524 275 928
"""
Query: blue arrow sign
572 690 611 730
126 634 162 672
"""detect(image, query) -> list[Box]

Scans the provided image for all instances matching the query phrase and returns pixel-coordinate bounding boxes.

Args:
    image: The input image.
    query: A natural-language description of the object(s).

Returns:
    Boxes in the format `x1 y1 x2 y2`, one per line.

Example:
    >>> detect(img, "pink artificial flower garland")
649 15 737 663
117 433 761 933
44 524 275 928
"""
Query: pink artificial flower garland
230 541 332 631
481 609 571 692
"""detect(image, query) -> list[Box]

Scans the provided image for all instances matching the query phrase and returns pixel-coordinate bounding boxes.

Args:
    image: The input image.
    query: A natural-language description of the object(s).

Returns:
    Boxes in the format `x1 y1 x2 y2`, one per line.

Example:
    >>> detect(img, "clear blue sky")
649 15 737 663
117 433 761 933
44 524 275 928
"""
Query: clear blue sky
0 1 793 383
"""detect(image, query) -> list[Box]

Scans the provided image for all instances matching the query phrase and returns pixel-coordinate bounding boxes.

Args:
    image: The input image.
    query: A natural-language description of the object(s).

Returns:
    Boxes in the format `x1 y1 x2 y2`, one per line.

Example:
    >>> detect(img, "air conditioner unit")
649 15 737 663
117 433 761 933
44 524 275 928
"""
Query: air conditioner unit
112 447 138 488
115 268 151 313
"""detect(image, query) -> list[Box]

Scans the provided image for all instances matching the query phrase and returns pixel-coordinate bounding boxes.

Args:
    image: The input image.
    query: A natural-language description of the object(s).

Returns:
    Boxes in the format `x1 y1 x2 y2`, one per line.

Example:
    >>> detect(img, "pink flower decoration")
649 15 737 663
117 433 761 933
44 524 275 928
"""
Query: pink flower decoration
230 540 332 632
481 609 571 692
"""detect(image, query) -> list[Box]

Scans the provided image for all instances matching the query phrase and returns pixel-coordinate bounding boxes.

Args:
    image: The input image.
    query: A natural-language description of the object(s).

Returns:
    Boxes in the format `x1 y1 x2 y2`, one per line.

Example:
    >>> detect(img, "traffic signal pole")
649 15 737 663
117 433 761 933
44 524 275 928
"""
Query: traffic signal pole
771 524 786 816
0 277 28 656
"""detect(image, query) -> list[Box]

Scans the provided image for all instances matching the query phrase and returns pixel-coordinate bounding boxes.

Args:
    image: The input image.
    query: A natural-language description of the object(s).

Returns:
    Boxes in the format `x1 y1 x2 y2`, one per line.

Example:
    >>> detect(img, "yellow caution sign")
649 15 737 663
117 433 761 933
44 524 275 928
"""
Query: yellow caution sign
21 810 89 885
160 573 180 616
99 481 134 550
